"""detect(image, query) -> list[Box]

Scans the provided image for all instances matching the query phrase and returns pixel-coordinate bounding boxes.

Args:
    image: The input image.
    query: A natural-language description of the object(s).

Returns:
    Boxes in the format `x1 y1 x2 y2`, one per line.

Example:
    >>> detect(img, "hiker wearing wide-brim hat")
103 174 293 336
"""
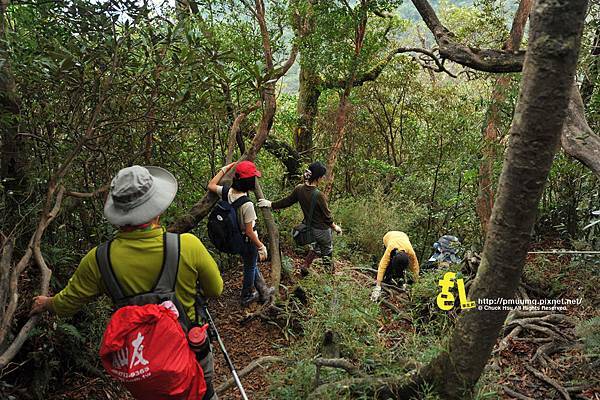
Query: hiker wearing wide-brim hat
31 165 224 400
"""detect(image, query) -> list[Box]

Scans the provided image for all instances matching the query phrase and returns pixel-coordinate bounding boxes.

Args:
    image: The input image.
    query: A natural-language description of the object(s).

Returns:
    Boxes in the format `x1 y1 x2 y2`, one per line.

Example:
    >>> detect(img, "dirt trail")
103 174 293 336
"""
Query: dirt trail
210 262 289 399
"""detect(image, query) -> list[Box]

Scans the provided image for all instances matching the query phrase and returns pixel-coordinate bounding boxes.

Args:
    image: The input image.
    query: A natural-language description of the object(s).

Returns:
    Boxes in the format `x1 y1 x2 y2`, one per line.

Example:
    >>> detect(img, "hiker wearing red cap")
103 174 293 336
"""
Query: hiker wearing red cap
208 161 274 307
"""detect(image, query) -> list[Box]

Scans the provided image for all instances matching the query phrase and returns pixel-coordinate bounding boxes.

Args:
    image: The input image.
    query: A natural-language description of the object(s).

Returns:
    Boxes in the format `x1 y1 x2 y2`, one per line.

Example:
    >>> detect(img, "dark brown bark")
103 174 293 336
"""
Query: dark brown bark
410 0 525 72
417 0 588 398
476 0 533 235
262 135 302 181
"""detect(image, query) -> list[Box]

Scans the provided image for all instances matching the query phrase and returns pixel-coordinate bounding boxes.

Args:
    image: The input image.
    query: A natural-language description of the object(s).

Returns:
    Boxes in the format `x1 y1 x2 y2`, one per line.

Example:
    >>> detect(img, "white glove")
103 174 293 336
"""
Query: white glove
370 285 382 302
258 245 268 261
332 223 342 235
257 199 272 208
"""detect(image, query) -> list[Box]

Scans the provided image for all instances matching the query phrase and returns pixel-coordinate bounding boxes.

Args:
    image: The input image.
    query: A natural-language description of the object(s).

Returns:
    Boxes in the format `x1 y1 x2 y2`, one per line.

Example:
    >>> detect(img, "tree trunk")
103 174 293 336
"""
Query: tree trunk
476 0 533 235
418 0 587 398
253 181 282 293
323 2 368 197
295 66 321 159
324 90 351 196
561 84 600 178
0 0 24 199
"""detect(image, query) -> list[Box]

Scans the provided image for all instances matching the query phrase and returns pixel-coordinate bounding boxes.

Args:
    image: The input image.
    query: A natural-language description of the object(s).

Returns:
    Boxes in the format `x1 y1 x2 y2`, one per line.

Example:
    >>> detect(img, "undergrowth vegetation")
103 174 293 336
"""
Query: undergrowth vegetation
0 0 598 398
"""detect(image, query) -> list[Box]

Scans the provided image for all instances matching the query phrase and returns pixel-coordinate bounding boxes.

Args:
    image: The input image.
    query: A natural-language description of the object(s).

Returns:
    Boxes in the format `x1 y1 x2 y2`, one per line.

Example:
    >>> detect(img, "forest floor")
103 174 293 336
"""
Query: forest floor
23 245 599 400
210 261 289 399
211 246 599 400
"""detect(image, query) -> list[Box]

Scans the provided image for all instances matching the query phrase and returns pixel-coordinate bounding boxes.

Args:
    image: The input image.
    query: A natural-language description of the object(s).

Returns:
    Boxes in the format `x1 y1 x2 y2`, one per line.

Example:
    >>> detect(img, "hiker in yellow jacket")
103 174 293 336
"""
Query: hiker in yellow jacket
30 165 223 400
370 231 419 301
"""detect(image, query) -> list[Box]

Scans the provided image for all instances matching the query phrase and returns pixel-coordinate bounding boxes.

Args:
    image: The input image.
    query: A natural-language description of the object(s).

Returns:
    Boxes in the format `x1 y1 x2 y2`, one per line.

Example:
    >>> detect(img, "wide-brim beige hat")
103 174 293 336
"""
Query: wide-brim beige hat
103 166 177 226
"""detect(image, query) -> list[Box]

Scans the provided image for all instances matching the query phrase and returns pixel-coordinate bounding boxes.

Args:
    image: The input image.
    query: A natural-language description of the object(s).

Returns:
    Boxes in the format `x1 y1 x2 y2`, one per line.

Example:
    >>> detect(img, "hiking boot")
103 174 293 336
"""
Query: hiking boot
241 291 259 307
322 254 334 273
301 250 317 277
255 272 275 302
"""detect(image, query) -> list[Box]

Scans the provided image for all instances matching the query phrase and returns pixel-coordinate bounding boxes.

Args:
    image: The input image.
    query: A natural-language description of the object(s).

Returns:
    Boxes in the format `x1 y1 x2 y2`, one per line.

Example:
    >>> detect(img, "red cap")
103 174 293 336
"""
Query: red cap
235 161 261 179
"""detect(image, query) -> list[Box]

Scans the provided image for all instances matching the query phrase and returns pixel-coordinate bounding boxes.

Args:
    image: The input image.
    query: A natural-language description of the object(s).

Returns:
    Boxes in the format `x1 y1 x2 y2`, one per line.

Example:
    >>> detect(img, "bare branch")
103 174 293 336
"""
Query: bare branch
272 44 299 80
226 100 262 163
410 0 525 72
215 356 285 395
66 184 109 199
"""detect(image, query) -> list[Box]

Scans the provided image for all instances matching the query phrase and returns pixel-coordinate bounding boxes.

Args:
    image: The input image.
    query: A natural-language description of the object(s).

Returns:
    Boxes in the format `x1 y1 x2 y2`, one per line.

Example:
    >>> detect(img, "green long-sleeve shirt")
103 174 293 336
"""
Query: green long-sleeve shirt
51 227 223 321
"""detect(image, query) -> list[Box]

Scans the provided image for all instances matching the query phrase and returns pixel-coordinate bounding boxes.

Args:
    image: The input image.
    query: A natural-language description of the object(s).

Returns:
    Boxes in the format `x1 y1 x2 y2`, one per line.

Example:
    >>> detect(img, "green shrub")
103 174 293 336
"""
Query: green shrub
330 189 427 256
576 317 600 359
269 273 389 399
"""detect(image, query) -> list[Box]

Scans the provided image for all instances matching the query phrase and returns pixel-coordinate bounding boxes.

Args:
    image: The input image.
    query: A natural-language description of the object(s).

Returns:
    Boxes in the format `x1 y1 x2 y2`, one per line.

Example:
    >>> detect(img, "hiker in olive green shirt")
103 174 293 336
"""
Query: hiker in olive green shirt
30 165 223 400
258 162 342 276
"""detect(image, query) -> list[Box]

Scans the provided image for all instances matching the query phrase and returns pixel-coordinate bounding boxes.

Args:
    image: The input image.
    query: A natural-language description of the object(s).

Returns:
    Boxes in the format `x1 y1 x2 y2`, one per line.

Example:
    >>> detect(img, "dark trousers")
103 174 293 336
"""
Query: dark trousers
383 250 407 284
197 350 217 400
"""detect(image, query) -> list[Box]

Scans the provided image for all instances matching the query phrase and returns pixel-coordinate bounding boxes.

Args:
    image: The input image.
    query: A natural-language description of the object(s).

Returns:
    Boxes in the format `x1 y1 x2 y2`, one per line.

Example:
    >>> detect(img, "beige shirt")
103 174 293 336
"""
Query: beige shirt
216 185 257 228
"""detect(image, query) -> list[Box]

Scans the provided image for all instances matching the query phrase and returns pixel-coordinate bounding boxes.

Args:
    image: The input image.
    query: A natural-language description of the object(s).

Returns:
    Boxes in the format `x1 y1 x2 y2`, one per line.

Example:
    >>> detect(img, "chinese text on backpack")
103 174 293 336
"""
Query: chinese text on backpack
207 186 251 254
97 232 207 400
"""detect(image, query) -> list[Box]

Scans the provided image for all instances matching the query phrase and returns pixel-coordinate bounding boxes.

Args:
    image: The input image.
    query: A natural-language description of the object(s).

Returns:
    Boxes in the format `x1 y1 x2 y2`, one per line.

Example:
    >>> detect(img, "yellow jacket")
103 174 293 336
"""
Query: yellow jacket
376 231 419 283
51 227 223 321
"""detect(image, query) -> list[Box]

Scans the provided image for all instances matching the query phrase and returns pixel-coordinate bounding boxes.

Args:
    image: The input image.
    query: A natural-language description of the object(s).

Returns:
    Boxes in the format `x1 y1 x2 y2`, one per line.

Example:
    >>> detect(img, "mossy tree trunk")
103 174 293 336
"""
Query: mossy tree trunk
295 66 321 160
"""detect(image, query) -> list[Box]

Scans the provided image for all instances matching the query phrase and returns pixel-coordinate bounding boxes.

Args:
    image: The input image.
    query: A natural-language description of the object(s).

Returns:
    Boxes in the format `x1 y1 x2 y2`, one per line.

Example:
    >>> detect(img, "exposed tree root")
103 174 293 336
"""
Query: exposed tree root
313 357 364 390
308 374 417 400
215 356 286 395
524 364 571 400
501 385 536 400
238 301 283 325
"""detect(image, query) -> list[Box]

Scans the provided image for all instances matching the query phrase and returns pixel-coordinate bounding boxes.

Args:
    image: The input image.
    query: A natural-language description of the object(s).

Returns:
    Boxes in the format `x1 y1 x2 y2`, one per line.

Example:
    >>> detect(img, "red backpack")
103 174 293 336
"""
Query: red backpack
97 232 206 400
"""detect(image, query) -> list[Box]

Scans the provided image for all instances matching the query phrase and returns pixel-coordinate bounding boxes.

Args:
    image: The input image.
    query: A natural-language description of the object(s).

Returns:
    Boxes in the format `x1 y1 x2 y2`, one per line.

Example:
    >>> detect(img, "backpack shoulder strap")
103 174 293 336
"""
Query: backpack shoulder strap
154 232 181 293
221 186 230 202
231 195 251 209
96 240 126 302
